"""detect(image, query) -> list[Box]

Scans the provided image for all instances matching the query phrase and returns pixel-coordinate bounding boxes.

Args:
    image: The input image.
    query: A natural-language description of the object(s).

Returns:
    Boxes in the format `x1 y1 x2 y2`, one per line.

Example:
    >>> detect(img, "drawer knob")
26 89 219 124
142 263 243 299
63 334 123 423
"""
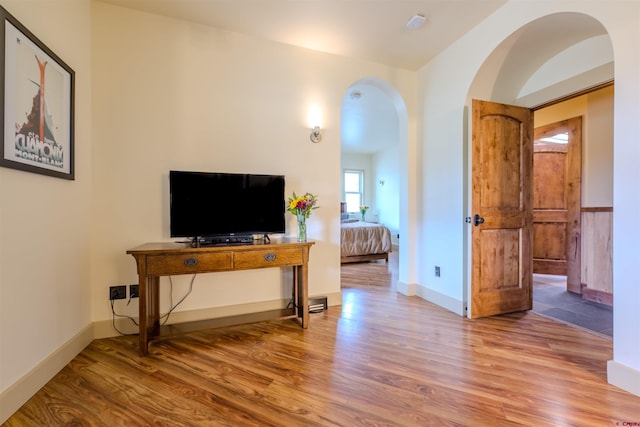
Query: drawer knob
184 257 198 267
264 253 276 262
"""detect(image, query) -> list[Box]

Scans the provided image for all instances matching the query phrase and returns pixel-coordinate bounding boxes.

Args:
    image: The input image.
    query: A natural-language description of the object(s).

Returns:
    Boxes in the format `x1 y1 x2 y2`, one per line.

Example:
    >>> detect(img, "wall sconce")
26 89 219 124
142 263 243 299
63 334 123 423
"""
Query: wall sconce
310 126 321 143
308 105 322 143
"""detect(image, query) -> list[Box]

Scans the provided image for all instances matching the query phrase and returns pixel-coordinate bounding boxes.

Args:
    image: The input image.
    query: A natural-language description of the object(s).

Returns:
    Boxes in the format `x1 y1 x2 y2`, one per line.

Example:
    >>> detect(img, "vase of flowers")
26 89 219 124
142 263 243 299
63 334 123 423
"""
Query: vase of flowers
359 205 369 221
288 192 318 242
296 212 307 242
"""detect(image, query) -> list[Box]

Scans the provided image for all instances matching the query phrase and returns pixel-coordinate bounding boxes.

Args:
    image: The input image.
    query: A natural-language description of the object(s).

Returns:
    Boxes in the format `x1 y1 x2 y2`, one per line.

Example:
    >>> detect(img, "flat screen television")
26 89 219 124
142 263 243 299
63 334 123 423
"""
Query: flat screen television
169 170 285 243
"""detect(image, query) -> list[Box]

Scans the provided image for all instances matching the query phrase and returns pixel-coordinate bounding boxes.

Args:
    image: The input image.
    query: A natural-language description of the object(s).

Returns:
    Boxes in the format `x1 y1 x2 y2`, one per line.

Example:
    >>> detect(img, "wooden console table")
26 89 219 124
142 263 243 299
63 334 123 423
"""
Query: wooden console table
127 239 314 355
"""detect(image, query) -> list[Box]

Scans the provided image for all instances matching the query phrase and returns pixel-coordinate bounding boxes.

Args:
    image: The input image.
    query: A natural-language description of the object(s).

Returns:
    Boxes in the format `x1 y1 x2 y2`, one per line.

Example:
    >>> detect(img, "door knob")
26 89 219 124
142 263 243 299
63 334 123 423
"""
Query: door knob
473 214 485 226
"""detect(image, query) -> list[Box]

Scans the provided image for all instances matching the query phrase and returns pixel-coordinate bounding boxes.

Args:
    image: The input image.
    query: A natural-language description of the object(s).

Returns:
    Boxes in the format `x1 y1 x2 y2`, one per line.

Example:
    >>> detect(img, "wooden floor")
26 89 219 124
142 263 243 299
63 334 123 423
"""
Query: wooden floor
5 253 640 426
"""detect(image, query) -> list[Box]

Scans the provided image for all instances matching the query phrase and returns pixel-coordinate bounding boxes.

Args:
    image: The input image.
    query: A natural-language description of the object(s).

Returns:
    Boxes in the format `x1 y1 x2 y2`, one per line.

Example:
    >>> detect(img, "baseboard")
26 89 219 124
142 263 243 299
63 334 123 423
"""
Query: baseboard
0 324 94 424
324 291 343 307
397 281 464 316
94 292 344 339
415 284 465 316
581 285 613 306
607 360 640 397
397 280 417 296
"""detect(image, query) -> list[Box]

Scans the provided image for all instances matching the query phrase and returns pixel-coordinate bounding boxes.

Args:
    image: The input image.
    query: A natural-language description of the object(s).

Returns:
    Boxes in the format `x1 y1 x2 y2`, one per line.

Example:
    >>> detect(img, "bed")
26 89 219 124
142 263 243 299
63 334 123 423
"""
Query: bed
340 219 393 263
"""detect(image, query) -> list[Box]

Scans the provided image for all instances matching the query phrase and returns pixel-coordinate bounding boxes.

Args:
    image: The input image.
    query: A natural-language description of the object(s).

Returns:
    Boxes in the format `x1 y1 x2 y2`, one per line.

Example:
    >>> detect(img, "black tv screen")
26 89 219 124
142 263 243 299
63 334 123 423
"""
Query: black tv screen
169 171 285 239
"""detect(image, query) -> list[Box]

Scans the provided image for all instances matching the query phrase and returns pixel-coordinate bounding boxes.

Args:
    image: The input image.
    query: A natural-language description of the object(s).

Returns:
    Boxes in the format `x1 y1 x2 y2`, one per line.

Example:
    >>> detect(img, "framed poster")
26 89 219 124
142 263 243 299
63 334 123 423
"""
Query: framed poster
0 6 74 180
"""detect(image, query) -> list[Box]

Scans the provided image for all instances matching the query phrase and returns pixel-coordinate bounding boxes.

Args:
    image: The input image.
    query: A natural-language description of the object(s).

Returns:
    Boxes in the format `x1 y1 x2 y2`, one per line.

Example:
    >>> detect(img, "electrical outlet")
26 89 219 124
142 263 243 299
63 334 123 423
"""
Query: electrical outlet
109 285 126 300
129 284 139 299
435 266 441 277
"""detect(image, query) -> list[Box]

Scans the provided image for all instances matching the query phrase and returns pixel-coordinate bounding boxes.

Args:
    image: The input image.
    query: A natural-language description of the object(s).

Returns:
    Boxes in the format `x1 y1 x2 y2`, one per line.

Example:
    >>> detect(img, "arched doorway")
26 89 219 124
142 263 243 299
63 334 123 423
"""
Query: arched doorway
339 78 412 286
466 13 613 325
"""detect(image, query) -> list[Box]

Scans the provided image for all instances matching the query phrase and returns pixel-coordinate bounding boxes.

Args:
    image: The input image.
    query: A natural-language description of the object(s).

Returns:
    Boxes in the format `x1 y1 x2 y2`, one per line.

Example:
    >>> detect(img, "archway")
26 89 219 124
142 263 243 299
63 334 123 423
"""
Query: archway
466 13 613 322
339 77 411 286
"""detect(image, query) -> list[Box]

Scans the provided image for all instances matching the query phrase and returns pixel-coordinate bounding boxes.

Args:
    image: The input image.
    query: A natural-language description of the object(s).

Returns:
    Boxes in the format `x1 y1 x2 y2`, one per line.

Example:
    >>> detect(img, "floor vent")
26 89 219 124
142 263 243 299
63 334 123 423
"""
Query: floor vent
309 296 328 313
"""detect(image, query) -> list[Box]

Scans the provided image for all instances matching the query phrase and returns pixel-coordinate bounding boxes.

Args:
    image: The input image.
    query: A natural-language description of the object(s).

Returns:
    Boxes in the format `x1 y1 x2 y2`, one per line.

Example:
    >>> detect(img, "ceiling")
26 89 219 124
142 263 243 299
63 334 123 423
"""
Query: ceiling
340 82 400 154
97 0 508 71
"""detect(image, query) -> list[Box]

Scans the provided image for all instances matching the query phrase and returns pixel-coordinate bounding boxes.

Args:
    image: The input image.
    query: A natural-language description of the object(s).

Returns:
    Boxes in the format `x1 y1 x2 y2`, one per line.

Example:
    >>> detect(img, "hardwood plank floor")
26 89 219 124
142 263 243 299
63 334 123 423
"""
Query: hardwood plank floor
5 252 640 426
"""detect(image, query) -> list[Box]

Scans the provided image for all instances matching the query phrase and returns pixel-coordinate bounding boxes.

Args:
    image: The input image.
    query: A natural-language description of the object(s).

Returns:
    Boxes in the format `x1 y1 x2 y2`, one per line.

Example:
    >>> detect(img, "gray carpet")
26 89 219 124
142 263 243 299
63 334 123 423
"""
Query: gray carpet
532 274 613 337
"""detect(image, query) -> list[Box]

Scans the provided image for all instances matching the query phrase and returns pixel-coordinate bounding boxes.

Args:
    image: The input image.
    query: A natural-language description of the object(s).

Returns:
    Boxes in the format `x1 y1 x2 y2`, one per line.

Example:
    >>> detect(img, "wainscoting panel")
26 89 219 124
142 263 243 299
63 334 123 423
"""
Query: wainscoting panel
581 208 612 305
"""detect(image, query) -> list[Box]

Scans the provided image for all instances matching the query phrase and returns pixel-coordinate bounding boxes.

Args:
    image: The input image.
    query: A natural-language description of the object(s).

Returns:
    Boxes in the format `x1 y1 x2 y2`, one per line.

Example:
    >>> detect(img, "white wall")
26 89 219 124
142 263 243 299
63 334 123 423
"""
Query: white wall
373 147 400 243
90 3 415 327
0 0 93 418
417 0 640 395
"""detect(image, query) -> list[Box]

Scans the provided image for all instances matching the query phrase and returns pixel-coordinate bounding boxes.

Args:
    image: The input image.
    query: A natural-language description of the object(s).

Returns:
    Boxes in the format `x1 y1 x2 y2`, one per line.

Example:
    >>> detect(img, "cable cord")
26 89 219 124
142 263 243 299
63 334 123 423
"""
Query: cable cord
161 274 196 325
110 299 139 336
109 274 197 336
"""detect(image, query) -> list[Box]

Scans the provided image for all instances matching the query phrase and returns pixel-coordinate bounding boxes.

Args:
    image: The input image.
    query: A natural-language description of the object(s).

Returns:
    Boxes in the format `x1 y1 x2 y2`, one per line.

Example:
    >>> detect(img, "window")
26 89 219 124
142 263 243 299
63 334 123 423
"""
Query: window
344 169 364 213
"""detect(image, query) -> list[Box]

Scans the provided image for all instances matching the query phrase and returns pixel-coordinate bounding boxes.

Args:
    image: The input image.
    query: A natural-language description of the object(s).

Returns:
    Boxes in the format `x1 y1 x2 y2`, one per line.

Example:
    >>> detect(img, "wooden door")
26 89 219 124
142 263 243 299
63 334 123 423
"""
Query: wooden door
533 118 582 293
471 99 533 318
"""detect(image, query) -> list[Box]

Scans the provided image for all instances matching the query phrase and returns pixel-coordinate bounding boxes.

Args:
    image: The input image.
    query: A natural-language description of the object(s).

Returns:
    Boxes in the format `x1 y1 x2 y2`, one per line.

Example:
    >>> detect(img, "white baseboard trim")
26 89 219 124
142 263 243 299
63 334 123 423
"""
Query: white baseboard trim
397 281 417 296
94 292 343 339
607 359 640 397
397 281 464 315
415 284 465 316
0 324 94 424
94 298 288 338
324 291 343 307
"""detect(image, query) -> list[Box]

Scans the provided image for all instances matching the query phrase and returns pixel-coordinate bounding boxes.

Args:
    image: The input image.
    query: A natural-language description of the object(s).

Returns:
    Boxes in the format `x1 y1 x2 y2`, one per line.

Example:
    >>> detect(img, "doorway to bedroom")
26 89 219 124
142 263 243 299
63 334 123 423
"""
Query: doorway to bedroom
339 78 404 277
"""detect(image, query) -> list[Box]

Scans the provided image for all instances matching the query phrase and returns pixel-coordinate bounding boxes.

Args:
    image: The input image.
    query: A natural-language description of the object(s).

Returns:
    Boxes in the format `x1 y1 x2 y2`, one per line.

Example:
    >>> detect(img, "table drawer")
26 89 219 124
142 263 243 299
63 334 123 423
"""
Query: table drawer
234 248 303 270
146 252 232 275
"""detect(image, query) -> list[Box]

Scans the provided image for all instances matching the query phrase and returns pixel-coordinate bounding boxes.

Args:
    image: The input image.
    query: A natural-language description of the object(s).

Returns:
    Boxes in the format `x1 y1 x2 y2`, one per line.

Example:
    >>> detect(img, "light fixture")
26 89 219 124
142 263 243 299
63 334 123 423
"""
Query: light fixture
310 126 321 143
406 14 426 30
307 105 323 143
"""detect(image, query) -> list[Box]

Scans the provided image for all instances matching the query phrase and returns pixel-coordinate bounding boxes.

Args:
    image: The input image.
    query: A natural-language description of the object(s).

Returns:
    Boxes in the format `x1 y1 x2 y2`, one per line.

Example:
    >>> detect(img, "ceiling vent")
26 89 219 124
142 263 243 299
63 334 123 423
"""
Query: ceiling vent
406 14 426 30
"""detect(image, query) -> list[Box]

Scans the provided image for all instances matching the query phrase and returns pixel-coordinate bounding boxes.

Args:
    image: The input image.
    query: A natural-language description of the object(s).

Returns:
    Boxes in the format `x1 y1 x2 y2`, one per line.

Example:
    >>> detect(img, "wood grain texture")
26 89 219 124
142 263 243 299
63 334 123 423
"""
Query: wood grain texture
128 240 313 355
340 252 389 263
581 209 613 295
5 252 640 426
471 99 533 318
532 117 582 292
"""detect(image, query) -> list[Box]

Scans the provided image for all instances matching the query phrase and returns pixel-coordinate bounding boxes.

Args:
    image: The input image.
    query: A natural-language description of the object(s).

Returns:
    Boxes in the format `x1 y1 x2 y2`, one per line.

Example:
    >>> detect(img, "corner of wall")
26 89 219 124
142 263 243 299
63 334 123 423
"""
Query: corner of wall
607 359 640 397
0 325 94 424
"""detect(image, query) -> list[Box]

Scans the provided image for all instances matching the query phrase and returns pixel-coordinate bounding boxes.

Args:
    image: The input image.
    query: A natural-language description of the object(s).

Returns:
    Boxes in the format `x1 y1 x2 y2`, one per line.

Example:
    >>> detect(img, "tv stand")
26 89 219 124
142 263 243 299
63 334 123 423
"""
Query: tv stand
127 238 314 356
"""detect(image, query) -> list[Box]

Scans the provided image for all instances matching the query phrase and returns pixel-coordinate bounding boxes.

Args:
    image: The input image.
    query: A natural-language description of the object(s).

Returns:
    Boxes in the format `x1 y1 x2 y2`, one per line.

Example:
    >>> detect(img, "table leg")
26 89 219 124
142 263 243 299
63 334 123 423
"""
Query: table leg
292 267 299 317
138 275 160 356
138 275 148 356
299 264 309 329
149 276 160 336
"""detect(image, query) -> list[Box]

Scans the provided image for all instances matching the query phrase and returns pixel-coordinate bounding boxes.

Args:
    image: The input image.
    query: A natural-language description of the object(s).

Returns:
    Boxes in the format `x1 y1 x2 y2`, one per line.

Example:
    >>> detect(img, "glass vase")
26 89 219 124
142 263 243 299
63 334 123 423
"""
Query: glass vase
297 212 307 242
